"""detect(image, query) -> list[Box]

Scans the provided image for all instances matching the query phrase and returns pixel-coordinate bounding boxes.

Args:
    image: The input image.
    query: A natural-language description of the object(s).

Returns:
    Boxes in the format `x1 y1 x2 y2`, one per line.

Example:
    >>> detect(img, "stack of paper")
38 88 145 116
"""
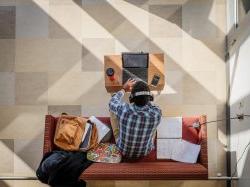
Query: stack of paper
89 116 110 143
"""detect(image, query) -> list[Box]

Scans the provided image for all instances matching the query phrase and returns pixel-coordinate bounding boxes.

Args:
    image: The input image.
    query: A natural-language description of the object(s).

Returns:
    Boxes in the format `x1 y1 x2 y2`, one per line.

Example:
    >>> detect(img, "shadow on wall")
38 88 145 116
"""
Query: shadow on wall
0 0 227 179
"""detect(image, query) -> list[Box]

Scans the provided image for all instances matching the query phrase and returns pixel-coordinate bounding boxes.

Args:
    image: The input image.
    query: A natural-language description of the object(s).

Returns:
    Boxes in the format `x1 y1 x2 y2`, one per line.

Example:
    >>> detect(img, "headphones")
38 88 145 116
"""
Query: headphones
129 91 154 103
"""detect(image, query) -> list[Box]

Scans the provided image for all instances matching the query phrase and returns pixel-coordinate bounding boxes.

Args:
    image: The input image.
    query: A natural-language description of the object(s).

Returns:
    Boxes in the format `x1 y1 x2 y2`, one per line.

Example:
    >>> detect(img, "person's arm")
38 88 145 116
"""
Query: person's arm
109 78 136 116
109 89 125 116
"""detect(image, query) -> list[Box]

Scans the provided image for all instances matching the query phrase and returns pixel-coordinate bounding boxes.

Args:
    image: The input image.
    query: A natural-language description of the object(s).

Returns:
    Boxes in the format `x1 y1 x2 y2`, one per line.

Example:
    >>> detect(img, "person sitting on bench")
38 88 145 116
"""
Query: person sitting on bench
109 79 162 159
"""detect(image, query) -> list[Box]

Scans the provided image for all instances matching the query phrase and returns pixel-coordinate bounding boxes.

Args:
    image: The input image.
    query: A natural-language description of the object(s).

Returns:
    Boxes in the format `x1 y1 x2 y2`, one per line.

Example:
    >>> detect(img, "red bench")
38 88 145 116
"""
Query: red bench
43 115 208 180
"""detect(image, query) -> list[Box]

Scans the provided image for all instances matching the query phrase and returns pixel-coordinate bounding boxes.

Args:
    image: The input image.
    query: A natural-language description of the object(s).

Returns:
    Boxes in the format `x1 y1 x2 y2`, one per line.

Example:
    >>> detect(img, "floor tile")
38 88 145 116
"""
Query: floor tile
149 4 182 37
48 39 82 72
0 6 15 39
0 139 14 174
15 72 48 105
15 39 49 72
16 3 48 38
0 72 15 105
48 105 82 116
0 39 15 71
82 38 115 71
0 106 47 139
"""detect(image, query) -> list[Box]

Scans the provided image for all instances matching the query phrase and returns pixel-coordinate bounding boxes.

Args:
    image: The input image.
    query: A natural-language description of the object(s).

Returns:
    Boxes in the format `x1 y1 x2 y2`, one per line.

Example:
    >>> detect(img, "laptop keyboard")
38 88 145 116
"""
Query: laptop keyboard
122 68 148 84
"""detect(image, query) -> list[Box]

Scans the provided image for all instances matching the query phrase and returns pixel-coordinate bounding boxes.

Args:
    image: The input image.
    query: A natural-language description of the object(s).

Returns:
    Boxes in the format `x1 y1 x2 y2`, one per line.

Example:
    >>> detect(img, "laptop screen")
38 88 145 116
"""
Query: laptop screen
122 53 148 68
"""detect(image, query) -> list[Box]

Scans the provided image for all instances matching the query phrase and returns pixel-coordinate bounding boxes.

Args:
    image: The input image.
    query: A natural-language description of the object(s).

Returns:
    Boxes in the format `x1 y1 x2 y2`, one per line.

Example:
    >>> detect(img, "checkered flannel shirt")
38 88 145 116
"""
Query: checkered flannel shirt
109 90 162 158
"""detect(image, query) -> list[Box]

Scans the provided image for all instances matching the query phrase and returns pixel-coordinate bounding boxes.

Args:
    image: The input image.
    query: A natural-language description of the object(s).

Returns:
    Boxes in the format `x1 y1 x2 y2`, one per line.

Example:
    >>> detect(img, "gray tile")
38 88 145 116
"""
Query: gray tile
15 72 48 105
16 4 48 38
0 139 14 174
0 72 15 105
48 105 82 116
0 39 15 72
0 6 15 39
149 5 182 37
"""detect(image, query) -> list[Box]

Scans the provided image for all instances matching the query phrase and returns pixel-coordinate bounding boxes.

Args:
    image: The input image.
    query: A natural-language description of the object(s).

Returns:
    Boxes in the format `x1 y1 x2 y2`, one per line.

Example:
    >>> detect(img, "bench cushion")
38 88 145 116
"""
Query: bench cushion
80 162 208 180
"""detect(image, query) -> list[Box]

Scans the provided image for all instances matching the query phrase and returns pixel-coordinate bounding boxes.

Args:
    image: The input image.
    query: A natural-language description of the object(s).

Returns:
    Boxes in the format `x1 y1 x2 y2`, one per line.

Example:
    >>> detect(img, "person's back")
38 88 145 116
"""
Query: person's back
109 79 162 159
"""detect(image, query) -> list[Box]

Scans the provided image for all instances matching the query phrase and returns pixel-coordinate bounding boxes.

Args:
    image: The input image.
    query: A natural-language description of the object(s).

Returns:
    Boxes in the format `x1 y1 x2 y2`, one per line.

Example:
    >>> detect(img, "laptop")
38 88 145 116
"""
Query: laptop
122 52 149 84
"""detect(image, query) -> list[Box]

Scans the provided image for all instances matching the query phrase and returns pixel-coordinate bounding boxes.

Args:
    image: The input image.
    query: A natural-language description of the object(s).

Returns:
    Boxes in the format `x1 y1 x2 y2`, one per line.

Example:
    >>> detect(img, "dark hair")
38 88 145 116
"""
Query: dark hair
131 81 150 107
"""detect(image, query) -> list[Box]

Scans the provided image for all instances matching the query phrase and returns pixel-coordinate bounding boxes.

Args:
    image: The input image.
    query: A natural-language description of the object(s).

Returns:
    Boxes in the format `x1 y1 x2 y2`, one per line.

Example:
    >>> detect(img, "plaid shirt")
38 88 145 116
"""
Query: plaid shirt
109 90 162 158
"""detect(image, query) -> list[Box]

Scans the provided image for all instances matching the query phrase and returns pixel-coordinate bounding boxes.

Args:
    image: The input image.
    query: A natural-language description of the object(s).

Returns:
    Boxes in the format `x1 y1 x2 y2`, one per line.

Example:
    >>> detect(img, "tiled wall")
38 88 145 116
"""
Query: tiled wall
0 0 227 186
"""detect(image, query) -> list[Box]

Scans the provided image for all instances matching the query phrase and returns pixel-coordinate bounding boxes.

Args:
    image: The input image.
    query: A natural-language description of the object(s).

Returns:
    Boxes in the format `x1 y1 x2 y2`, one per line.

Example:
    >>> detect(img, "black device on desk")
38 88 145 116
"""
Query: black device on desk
122 52 149 84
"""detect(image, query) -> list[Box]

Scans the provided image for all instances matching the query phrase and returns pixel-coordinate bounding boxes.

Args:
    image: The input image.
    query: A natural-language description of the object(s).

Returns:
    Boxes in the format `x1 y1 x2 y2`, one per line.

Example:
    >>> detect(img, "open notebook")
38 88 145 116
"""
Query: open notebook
156 117 200 163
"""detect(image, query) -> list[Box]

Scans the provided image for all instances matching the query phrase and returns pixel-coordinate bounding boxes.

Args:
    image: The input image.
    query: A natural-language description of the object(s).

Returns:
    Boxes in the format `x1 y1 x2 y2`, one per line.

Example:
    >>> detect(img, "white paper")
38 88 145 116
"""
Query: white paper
157 139 181 159
89 116 110 143
171 140 201 163
157 117 182 138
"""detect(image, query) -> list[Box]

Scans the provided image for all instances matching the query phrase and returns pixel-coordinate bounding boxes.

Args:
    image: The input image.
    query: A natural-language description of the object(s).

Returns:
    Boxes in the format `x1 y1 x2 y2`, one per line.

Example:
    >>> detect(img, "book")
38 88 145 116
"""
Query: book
157 117 182 139
79 123 92 151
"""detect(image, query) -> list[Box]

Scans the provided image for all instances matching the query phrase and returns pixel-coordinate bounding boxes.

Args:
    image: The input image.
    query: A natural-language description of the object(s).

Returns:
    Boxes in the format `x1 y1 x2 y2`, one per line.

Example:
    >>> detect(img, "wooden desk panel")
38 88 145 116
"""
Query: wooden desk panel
104 53 165 93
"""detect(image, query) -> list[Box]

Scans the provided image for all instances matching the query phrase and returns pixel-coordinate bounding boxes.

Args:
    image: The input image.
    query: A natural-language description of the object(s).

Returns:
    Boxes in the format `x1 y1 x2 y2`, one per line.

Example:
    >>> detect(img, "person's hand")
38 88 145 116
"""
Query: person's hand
122 78 136 92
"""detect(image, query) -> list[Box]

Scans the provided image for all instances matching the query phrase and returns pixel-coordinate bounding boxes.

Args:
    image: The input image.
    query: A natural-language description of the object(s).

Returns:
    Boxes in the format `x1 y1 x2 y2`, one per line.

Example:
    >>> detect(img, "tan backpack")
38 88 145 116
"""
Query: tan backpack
54 115 87 151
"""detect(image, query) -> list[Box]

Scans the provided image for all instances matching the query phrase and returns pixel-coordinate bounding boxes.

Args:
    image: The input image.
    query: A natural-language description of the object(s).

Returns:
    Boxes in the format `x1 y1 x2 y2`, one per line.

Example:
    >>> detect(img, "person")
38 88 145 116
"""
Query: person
109 79 162 159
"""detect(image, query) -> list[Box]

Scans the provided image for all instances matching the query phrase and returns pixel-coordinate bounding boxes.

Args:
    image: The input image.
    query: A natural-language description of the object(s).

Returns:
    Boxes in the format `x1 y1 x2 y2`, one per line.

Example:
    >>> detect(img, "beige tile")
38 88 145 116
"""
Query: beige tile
0 105 47 139
48 39 82 72
15 39 49 72
49 4 82 40
48 72 109 105
159 105 217 120
50 0 82 6
182 0 218 39
182 71 217 105
115 180 149 187
14 137 43 176
16 3 49 38
182 36 225 71
0 6 15 39
154 71 183 105
81 7 113 38
13 180 49 187
82 38 115 71
87 180 115 187
15 73 48 105
0 39 15 71
115 37 151 53
149 5 182 37
48 16 73 39
149 180 226 187
0 139 14 174
0 181 15 187
81 105 109 117
0 72 15 105
150 38 183 71
82 1 148 40
48 105 82 116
